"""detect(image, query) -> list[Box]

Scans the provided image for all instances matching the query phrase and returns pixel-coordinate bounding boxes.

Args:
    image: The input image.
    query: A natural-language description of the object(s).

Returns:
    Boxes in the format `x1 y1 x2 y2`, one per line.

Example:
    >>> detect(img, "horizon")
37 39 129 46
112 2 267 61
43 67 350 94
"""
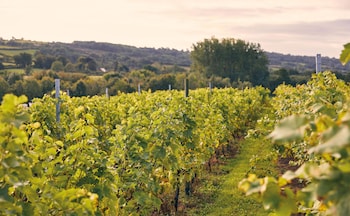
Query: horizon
0 36 342 60
2 0 350 58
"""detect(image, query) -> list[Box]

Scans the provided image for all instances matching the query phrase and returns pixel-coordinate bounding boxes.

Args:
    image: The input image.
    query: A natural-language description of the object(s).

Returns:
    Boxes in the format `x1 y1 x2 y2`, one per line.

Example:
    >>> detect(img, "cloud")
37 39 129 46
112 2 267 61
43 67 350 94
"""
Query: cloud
232 19 350 57
236 19 350 40
2 0 349 57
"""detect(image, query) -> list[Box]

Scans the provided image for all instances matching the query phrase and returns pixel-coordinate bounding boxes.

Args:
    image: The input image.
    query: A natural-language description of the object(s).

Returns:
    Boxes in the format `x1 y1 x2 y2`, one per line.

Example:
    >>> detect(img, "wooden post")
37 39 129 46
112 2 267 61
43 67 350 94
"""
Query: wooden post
55 79 60 123
138 83 141 95
184 79 189 97
316 54 321 74
209 81 213 93
169 84 172 90
106 87 109 98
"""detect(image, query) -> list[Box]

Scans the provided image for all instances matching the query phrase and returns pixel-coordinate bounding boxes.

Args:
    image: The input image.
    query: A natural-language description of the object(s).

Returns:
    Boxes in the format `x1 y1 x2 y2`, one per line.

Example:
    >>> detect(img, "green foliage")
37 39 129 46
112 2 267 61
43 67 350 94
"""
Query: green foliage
64 62 76 72
0 84 271 215
190 37 269 86
40 77 55 95
240 72 350 216
0 94 31 215
0 76 9 99
13 52 32 68
340 43 350 65
22 78 42 100
51 60 64 72
73 80 87 96
34 53 56 69
76 56 97 73
148 74 176 91
83 77 107 96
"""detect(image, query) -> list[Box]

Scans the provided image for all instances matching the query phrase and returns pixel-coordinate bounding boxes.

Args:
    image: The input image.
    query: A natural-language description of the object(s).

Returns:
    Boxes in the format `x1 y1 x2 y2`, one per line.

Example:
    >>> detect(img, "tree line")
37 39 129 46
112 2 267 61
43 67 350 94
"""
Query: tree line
1 37 350 101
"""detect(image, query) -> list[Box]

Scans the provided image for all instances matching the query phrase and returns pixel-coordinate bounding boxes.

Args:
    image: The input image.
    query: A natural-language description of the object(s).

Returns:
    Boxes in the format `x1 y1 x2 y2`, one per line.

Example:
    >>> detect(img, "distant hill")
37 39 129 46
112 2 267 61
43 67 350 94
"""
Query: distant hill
36 41 191 70
266 52 350 73
1 38 349 73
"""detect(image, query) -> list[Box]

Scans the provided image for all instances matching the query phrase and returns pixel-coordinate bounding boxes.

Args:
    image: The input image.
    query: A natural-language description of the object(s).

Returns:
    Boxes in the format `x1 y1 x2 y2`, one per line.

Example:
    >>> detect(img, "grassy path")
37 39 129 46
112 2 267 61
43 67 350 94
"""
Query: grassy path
184 136 277 215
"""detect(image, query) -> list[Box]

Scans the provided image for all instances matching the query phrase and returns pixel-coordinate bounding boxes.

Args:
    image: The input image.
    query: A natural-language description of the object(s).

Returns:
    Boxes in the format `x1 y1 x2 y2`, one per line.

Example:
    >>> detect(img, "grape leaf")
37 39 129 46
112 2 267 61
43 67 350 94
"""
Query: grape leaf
340 43 350 65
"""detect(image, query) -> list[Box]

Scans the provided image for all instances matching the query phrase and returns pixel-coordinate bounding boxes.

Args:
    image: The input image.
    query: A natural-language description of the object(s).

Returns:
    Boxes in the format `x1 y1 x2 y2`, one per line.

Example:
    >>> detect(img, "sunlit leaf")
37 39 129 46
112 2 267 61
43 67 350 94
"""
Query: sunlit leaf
269 115 308 142
340 43 350 65
309 125 350 153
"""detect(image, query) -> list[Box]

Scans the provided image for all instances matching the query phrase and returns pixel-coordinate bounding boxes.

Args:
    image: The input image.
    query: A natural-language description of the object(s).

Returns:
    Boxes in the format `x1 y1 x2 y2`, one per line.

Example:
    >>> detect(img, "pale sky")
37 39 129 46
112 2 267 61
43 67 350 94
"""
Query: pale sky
1 0 350 58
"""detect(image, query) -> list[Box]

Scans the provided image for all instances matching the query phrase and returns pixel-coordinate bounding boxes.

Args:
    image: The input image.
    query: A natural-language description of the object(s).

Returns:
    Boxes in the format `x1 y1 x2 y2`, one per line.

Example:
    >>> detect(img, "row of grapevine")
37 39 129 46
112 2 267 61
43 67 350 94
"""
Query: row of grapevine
0 87 270 215
240 72 350 215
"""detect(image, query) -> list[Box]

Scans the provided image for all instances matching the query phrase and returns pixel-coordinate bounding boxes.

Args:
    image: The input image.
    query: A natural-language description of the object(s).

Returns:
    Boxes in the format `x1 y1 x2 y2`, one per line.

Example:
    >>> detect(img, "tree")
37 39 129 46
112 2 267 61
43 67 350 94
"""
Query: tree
33 53 46 68
34 53 57 69
190 37 269 86
64 62 76 72
148 74 176 91
73 80 87 96
143 65 159 73
0 77 9 100
76 56 97 73
129 69 155 88
13 52 32 68
12 80 24 96
44 56 57 69
51 60 64 72
6 72 22 85
84 77 107 96
110 79 134 94
0 62 4 70
32 70 58 80
187 72 207 89
57 56 68 66
40 77 55 94
103 72 123 81
22 79 42 101
114 61 129 72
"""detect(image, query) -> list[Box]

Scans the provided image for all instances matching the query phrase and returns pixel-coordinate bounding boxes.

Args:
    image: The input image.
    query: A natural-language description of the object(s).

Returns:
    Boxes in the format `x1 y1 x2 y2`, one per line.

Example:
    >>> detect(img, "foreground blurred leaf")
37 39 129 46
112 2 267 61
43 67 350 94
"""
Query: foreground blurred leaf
340 43 350 65
269 115 308 142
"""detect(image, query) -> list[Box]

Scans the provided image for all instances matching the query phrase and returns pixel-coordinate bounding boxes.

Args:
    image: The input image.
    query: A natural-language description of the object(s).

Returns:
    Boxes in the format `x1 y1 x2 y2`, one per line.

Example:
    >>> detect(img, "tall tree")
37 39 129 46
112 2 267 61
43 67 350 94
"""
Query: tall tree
190 37 269 86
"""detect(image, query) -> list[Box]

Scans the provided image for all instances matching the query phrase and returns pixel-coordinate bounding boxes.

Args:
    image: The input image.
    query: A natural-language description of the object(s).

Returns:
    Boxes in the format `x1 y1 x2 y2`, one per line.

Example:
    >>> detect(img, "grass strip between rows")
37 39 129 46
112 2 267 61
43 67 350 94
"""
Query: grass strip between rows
184 136 277 215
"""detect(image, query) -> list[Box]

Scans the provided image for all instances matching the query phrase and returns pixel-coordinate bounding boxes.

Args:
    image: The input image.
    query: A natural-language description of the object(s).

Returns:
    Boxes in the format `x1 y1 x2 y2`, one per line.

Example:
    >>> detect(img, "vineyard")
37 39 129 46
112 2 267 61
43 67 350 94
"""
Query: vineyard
240 71 350 215
1 71 350 215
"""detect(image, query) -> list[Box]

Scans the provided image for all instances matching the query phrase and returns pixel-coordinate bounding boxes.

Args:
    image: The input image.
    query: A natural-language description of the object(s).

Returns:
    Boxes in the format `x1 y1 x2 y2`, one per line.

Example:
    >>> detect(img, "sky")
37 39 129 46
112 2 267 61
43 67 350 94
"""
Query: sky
1 0 350 58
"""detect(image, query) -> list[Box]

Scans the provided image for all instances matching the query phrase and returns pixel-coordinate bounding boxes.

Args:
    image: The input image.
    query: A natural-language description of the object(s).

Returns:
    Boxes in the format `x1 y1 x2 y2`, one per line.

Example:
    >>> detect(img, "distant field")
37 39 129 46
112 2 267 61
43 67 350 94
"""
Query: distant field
2 62 16 66
89 75 104 80
0 68 46 75
0 68 25 75
0 45 22 49
0 48 37 57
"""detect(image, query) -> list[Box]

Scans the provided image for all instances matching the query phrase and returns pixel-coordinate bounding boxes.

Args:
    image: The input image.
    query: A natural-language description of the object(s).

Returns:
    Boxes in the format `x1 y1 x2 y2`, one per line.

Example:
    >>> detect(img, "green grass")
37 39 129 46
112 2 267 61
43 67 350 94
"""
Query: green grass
0 45 22 49
0 68 25 74
89 75 104 80
184 136 277 215
2 62 16 66
0 68 47 76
